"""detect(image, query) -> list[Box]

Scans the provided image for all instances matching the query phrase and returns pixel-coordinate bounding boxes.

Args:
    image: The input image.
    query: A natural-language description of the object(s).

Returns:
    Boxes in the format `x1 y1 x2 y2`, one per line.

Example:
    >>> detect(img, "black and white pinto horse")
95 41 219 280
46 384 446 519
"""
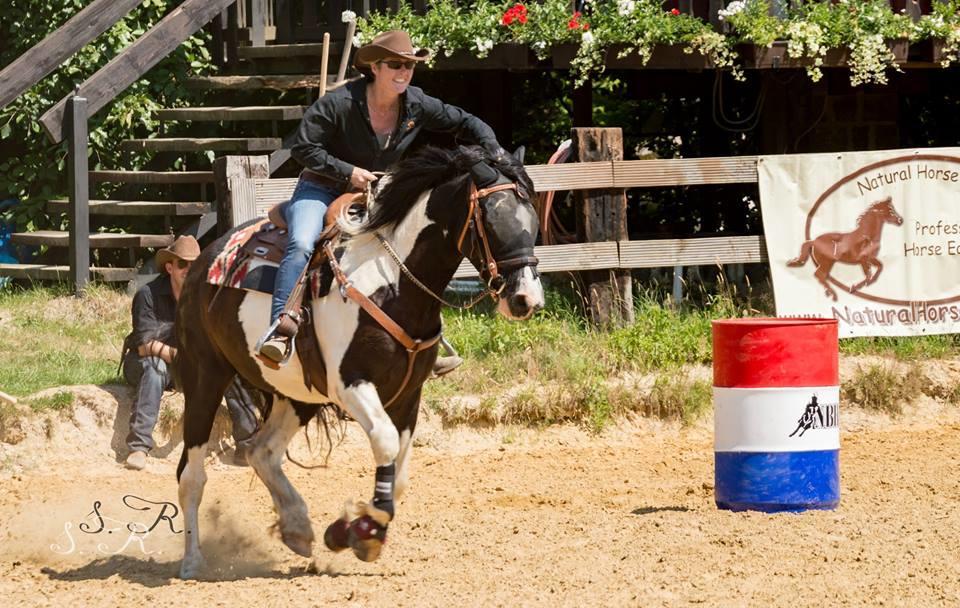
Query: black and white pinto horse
174 146 544 579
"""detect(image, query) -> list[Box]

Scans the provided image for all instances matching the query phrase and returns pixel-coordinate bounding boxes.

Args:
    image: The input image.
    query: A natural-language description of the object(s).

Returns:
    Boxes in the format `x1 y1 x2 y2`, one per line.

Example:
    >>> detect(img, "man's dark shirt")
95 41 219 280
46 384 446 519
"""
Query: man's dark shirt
292 78 499 188
123 274 177 355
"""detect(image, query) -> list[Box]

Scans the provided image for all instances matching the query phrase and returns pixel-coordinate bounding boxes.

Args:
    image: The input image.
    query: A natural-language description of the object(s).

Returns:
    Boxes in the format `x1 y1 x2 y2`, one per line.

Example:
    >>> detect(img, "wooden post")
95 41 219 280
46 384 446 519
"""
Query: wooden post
250 0 267 47
337 19 357 84
213 155 270 234
572 127 633 326
67 94 90 296
319 32 331 98
572 78 592 127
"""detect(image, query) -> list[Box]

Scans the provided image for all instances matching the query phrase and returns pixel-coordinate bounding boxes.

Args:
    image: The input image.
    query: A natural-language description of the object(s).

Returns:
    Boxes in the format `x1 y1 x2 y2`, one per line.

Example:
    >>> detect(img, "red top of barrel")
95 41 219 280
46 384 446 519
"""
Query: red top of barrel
712 318 838 388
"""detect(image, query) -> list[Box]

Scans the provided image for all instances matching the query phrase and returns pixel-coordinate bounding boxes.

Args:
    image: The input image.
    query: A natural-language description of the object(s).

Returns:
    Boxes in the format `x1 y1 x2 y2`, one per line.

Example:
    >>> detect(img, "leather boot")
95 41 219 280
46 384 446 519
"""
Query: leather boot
259 335 290 364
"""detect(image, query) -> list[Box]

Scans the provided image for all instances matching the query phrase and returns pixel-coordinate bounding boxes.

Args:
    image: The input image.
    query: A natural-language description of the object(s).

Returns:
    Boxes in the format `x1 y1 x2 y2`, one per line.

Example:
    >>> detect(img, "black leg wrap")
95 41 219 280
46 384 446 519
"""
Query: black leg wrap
372 463 395 520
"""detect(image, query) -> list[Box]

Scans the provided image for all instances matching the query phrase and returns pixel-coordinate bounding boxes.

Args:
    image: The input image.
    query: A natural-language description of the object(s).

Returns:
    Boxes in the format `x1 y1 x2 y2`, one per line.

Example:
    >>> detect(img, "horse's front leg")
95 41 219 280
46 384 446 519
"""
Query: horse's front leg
324 381 399 562
867 258 883 285
247 396 318 558
814 260 838 301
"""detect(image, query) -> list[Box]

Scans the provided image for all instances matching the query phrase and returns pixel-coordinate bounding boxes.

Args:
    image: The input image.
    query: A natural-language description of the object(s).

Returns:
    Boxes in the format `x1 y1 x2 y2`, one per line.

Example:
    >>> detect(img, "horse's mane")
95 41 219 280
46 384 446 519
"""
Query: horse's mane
359 145 534 234
856 197 893 225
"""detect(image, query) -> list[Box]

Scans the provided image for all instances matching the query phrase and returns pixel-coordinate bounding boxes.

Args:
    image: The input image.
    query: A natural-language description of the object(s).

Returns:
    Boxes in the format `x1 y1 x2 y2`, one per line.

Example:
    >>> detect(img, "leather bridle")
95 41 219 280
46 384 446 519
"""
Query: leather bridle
456 181 539 299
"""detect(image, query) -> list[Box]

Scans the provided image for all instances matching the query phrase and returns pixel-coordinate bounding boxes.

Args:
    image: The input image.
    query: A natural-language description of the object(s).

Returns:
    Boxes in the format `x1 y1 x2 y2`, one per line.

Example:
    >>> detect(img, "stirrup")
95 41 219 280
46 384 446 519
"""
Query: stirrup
255 318 295 367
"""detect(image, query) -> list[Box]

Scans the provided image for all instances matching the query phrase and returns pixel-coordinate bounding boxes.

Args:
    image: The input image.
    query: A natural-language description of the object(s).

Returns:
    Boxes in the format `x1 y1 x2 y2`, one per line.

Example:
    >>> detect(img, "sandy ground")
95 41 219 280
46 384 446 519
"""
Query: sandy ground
0 383 958 607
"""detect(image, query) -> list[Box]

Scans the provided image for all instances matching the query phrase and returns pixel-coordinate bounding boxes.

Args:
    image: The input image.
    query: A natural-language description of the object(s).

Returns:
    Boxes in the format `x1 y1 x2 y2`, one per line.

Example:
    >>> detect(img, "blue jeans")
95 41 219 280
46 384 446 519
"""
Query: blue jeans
270 178 340 323
123 353 259 453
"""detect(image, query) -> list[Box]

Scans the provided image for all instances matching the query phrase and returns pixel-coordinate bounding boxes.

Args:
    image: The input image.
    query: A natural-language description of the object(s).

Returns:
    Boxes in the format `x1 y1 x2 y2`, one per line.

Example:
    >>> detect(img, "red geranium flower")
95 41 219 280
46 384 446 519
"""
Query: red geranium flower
501 3 528 26
671 8 680 15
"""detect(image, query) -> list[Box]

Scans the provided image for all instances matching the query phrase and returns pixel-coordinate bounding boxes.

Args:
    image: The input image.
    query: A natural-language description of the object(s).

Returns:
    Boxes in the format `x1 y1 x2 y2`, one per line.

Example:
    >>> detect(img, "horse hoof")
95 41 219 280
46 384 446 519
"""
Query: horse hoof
323 518 351 552
179 556 205 580
348 515 387 562
282 532 314 558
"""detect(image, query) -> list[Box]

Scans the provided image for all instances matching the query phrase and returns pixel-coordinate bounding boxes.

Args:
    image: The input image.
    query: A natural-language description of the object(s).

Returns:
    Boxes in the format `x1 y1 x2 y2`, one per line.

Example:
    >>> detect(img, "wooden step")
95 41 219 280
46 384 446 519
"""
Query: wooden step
10 231 174 248
47 200 211 216
156 106 306 122
238 42 345 60
183 74 345 91
0 263 138 283
90 170 215 184
119 137 282 152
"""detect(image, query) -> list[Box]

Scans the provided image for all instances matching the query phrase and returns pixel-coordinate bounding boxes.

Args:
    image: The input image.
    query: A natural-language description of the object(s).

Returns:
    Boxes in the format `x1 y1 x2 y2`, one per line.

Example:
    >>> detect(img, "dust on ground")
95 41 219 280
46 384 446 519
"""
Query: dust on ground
0 362 958 607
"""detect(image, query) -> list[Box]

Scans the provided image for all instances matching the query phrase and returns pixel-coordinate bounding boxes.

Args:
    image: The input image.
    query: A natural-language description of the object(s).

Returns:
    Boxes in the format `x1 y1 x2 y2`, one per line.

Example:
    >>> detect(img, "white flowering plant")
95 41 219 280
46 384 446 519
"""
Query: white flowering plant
915 0 960 67
789 0 913 86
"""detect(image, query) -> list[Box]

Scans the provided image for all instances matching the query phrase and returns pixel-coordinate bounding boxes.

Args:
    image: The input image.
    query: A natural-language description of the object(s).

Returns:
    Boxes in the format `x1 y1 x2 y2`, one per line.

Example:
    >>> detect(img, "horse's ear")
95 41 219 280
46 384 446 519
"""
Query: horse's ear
469 158 499 187
512 146 525 163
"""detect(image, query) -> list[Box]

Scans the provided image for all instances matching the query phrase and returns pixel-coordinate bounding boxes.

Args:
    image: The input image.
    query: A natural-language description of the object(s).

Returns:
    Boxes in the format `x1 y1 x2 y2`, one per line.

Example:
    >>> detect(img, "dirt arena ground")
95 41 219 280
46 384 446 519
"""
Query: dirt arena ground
0 384 958 607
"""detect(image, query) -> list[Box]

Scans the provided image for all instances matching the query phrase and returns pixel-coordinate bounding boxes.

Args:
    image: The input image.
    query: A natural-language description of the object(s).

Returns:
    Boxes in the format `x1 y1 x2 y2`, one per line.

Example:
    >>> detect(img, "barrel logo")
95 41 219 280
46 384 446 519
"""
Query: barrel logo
788 394 839 438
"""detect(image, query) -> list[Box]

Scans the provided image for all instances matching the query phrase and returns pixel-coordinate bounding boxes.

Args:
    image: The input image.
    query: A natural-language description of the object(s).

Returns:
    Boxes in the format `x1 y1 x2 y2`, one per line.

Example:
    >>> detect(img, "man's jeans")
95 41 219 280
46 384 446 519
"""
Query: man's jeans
123 354 259 453
270 178 339 323
124 355 174 453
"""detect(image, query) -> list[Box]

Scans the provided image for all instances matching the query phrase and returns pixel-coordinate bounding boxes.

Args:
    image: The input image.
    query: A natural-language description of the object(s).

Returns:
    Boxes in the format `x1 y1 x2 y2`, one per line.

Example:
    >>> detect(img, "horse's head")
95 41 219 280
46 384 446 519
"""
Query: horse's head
872 196 903 226
460 148 544 320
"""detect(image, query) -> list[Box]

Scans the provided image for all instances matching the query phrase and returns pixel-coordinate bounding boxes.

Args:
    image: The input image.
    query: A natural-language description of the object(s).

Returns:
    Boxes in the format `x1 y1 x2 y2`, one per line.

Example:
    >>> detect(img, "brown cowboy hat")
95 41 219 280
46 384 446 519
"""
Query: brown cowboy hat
354 30 431 68
155 235 201 271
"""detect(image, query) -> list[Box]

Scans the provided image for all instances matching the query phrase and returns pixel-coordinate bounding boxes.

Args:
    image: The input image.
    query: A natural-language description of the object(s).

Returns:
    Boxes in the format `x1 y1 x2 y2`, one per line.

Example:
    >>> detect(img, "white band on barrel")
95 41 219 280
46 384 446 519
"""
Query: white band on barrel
714 386 840 452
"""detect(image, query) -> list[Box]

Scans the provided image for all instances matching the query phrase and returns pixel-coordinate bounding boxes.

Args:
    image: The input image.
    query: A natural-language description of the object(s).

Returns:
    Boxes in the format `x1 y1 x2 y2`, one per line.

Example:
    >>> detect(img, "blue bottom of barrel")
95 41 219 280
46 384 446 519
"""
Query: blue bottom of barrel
715 450 839 513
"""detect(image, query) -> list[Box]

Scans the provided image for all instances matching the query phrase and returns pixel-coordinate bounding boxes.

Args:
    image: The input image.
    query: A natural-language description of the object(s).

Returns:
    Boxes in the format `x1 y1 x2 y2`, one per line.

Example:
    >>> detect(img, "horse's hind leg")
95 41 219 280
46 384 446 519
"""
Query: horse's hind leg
176 363 233 579
246 397 317 557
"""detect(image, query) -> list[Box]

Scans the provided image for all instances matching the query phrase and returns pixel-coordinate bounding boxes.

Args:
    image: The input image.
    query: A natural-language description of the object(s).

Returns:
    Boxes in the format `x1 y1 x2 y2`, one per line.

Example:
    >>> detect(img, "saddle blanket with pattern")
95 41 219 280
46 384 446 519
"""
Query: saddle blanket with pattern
206 220 323 297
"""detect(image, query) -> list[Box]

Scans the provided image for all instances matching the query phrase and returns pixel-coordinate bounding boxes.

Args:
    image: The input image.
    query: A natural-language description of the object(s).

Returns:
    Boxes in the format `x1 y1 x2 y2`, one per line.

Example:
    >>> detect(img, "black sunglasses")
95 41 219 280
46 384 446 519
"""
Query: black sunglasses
380 60 416 70
176 259 192 269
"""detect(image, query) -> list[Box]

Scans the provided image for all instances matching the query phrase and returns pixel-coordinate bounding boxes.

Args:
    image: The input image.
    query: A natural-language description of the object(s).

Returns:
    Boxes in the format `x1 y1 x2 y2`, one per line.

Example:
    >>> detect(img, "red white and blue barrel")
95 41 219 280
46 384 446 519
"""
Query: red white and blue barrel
713 318 840 513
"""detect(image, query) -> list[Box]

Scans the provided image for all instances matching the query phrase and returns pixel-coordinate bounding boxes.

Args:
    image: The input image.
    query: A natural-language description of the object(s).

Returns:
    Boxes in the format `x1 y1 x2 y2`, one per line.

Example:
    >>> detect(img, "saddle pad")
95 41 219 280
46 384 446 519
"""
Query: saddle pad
207 220 329 300
207 219 268 288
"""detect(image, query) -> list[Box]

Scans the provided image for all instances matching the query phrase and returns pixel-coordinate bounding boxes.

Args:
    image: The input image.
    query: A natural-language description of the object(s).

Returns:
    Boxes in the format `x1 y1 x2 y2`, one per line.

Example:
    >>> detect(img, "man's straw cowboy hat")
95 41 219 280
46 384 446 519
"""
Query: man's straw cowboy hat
155 235 200 271
354 30 431 68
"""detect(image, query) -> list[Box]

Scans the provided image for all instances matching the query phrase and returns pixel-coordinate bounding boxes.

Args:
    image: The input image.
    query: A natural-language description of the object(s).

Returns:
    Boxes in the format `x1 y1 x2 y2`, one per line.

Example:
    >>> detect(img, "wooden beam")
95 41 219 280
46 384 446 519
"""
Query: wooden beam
0 0 143 110
39 0 236 143
613 156 759 188
156 106 307 122
67 95 90 296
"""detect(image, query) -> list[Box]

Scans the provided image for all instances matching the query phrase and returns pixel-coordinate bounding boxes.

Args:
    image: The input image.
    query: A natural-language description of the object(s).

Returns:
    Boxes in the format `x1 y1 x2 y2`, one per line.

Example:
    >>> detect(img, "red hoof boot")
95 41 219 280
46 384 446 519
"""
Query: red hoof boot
324 518 351 552
348 515 387 562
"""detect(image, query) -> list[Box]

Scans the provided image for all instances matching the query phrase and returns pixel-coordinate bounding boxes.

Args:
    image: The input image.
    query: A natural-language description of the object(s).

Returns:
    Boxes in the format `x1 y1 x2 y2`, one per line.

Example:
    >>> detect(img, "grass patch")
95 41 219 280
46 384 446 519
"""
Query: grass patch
840 334 960 360
0 284 128 396
641 372 712 425
26 390 74 413
841 362 927 416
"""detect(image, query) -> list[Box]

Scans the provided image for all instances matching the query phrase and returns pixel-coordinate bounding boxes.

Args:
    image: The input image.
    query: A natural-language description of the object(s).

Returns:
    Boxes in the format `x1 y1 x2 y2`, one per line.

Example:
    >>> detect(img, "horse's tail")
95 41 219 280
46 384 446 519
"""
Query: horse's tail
787 241 813 267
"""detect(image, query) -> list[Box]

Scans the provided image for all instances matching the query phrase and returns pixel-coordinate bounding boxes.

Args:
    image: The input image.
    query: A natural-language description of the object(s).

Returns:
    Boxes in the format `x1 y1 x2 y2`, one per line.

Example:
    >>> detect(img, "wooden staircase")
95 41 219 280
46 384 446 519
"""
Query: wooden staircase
2 37 348 288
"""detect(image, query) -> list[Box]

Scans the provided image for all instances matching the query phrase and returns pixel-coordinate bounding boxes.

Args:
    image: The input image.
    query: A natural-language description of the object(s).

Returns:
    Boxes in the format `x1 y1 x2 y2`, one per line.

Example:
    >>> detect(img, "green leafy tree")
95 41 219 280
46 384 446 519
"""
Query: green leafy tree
0 0 214 231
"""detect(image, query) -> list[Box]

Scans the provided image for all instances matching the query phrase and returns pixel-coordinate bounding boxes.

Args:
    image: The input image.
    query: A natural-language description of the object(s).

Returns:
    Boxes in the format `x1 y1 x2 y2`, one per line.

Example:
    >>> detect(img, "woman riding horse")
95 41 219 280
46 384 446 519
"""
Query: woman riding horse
175 144 544 579
261 29 508 371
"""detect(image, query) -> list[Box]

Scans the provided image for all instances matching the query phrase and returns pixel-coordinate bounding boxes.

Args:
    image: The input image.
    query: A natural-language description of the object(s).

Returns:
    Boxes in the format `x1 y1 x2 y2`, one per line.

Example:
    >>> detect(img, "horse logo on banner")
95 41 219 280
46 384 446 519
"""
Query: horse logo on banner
787 197 903 301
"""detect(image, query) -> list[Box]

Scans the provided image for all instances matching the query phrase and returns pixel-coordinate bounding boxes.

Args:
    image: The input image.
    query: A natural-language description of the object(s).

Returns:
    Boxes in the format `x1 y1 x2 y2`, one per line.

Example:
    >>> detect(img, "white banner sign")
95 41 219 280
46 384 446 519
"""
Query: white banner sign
759 147 960 337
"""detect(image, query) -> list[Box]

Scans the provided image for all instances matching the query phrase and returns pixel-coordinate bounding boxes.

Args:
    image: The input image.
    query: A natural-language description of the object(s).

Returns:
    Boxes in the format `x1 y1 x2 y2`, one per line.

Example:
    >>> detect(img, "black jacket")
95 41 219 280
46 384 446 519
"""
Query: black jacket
291 78 499 187
122 274 177 356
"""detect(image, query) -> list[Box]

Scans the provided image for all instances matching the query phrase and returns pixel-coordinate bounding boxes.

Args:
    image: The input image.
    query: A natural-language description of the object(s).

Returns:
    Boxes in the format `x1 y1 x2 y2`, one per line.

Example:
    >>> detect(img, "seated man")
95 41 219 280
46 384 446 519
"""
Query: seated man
121 236 258 470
